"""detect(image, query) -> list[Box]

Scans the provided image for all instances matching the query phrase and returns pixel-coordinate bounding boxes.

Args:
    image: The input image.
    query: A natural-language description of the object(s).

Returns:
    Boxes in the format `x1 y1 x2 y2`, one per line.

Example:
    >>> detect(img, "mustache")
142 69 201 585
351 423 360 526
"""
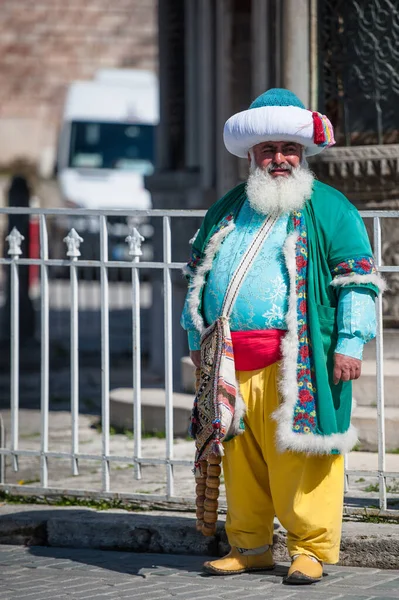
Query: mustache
266 162 293 172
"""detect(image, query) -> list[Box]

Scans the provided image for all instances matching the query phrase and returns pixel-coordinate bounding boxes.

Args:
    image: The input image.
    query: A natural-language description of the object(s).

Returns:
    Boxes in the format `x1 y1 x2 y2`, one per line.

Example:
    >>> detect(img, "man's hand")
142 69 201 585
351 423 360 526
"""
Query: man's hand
190 350 201 368
333 353 362 385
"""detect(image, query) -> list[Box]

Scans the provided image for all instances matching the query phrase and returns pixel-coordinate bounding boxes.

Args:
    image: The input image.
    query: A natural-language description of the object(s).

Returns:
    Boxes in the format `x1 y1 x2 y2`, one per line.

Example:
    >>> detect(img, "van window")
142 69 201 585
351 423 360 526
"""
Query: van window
68 121 155 175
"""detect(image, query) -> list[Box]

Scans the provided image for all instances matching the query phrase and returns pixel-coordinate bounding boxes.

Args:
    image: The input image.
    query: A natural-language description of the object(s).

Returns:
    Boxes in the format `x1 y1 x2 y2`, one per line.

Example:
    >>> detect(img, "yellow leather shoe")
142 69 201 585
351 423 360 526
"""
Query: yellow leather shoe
284 554 323 584
203 546 275 575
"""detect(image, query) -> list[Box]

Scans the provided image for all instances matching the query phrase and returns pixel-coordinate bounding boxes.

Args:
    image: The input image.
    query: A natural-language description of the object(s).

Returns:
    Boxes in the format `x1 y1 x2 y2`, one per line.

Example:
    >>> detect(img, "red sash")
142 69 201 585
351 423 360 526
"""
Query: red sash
231 329 285 371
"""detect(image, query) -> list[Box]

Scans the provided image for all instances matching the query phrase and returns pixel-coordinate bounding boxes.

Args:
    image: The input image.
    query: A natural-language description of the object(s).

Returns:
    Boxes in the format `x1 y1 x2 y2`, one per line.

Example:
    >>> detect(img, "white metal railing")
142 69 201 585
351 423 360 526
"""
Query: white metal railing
0 206 397 514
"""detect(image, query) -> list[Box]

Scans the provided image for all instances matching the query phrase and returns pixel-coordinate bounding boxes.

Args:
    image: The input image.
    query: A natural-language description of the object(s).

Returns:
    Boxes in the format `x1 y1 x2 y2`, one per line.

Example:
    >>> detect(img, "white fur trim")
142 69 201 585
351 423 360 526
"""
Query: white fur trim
188 222 235 333
224 105 326 159
273 231 300 436
273 230 359 455
275 420 358 454
330 272 387 294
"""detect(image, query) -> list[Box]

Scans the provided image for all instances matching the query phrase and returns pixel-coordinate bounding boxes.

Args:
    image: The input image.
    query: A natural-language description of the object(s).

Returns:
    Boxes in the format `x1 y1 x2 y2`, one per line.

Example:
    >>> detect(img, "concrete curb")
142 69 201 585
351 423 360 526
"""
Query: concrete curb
1 503 399 569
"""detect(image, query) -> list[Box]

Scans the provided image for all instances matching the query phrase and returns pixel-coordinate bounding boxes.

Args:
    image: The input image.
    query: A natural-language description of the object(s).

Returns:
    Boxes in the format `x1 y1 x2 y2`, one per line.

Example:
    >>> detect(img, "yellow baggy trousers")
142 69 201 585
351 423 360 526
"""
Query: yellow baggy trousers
222 363 344 564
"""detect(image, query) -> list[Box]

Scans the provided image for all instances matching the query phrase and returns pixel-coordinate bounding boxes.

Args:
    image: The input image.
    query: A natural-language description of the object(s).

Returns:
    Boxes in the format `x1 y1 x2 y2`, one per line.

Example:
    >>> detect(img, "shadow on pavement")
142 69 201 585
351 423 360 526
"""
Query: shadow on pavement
26 544 291 580
0 506 283 577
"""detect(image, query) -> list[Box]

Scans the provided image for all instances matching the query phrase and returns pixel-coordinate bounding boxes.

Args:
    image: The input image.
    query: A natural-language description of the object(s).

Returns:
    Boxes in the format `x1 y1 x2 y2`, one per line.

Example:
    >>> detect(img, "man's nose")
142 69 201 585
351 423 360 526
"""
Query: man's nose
273 151 285 164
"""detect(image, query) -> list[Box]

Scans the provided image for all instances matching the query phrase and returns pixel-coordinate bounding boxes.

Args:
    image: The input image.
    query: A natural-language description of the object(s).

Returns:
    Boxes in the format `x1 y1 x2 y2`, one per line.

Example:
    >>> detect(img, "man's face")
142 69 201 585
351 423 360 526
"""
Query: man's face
250 141 303 177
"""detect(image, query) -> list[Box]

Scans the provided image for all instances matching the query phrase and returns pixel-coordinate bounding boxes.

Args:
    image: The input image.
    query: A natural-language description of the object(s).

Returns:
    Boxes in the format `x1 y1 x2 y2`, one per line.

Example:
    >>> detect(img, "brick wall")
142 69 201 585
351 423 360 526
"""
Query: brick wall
0 0 157 172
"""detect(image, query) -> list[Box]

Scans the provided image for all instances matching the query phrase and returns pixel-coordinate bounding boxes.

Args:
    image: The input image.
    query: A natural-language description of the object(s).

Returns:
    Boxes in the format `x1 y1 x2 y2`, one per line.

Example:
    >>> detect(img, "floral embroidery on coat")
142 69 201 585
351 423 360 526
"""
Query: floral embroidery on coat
292 211 318 435
331 256 377 277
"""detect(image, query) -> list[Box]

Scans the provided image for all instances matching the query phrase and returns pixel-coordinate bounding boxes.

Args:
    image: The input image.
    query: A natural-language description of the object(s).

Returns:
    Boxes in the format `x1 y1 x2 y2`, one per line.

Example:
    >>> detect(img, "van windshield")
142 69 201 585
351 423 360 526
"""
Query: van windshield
68 121 155 175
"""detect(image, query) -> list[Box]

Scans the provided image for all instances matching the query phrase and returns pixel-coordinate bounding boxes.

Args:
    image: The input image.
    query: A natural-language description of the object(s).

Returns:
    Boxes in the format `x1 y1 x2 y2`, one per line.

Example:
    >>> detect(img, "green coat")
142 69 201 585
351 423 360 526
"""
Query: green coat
186 180 384 455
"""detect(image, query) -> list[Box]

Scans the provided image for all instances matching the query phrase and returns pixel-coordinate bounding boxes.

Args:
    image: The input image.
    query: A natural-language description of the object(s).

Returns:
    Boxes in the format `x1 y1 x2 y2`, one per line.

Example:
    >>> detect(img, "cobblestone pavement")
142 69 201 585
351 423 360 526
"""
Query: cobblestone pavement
0 545 399 600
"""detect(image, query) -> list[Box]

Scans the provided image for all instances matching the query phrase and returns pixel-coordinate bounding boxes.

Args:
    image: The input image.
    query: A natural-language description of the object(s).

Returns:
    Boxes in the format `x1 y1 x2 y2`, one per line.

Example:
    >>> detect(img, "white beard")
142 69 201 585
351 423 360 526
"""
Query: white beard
245 165 315 217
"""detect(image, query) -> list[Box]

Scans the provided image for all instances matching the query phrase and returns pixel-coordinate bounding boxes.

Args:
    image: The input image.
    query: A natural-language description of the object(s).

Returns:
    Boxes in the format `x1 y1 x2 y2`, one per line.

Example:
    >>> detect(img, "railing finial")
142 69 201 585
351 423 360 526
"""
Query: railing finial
126 227 145 258
6 227 24 257
63 228 84 258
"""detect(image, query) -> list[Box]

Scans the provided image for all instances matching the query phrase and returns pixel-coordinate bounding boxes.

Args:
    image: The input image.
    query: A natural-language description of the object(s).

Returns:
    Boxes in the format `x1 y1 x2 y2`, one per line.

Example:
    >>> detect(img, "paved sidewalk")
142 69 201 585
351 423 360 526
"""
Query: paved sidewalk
1 545 399 600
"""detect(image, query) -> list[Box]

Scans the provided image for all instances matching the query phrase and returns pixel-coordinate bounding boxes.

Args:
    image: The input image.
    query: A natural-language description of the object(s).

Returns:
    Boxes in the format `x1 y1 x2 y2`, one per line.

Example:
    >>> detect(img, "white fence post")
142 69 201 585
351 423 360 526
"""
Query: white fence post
6 227 23 472
163 216 174 498
126 228 145 480
373 216 387 510
40 215 50 487
64 228 83 477
100 216 110 492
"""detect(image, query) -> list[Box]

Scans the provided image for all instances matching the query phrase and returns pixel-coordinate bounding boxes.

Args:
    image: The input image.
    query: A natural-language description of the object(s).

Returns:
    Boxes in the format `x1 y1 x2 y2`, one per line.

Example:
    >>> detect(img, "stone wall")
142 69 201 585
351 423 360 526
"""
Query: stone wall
0 0 157 174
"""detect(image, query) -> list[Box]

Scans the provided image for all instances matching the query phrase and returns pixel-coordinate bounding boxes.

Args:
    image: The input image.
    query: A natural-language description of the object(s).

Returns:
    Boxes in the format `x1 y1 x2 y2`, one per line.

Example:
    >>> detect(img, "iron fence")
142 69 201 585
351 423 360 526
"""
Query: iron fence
0 206 397 514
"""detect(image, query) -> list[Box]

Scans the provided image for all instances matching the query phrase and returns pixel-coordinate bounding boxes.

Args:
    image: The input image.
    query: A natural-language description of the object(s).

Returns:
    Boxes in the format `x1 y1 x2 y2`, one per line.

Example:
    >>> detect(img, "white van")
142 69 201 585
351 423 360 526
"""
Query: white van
57 70 158 215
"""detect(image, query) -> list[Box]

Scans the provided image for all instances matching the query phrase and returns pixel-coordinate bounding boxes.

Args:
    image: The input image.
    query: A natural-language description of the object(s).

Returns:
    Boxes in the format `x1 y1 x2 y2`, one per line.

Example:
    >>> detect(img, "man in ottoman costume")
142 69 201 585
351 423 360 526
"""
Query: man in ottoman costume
181 88 384 584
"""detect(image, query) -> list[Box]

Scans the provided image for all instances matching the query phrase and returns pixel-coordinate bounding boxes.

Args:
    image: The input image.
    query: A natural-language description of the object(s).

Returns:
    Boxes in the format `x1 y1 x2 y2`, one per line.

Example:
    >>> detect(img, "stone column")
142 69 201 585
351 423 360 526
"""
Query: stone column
215 0 235 197
281 0 310 107
185 0 199 170
198 0 215 192
251 0 271 98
